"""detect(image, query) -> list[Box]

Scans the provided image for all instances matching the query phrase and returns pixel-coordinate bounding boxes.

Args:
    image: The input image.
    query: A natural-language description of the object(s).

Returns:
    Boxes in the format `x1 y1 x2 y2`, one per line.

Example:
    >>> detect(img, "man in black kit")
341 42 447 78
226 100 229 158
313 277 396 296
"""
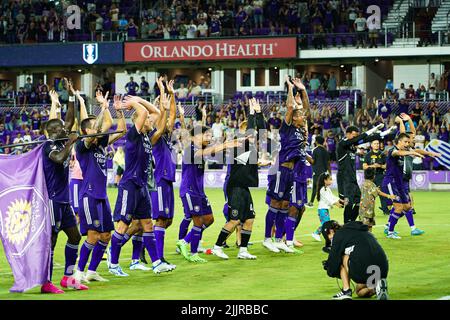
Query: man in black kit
336 124 396 223
307 135 330 207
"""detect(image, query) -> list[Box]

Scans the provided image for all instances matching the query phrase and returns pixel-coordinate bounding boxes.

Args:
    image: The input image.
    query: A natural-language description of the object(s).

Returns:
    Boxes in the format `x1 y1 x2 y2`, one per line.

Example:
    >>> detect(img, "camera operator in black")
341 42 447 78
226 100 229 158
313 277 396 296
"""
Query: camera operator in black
321 220 389 300
336 125 384 223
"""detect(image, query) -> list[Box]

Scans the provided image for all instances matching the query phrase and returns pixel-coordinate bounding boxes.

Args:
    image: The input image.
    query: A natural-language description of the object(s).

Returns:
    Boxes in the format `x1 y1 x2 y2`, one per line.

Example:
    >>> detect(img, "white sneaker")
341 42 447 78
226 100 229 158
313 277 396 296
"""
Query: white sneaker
237 250 257 260
211 246 229 260
109 265 129 277
85 271 109 282
152 261 173 274
262 239 280 253
387 232 402 240
197 244 207 253
274 241 295 253
130 260 151 271
311 232 321 242
73 269 89 283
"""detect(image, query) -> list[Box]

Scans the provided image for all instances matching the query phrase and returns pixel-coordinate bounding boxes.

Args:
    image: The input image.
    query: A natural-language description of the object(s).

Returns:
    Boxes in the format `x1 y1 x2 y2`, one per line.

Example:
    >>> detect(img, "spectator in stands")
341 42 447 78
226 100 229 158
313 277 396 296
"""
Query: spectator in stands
313 25 326 50
443 109 450 130
176 83 189 99
221 7 235 37
427 101 440 127
268 112 282 130
342 73 352 88
0 123 11 151
198 19 209 37
145 17 158 39
95 13 104 41
377 99 392 124
12 132 24 154
186 19 198 39
127 18 138 40
330 106 342 135
408 84 420 100
190 81 202 96
254 0 264 29
235 5 249 35
211 116 225 141
328 72 338 99
384 79 394 98
209 14 221 37
367 9 380 48
95 81 104 94
429 72 437 91
310 74 321 94
397 98 409 115
140 76 149 96
125 77 139 96
348 3 358 32
24 77 33 96
397 83 407 100
118 14 128 35
438 125 449 142
354 12 367 48
17 87 27 107
37 79 49 103
410 101 423 126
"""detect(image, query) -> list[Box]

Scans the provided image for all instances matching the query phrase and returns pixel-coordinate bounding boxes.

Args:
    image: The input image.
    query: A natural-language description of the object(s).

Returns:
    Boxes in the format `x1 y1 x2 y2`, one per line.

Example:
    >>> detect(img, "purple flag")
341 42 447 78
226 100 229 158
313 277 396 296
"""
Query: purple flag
0 145 51 293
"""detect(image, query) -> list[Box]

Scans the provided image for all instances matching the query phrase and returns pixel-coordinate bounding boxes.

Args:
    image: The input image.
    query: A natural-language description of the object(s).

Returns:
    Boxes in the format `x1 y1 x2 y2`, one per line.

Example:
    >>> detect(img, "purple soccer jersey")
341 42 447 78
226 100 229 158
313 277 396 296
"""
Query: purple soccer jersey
293 157 308 183
75 135 109 199
180 142 206 198
42 141 70 203
152 133 176 183
384 146 405 185
326 137 336 153
120 125 154 188
278 120 306 164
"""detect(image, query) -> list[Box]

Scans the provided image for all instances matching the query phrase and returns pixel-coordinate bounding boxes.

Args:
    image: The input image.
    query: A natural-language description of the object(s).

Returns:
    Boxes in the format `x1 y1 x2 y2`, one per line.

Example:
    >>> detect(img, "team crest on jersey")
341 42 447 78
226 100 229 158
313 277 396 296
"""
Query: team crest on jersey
165 207 169 214
297 200 303 206
278 192 284 198
126 214 132 221
93 220 100 227
194 206 200 213
231 209 238 217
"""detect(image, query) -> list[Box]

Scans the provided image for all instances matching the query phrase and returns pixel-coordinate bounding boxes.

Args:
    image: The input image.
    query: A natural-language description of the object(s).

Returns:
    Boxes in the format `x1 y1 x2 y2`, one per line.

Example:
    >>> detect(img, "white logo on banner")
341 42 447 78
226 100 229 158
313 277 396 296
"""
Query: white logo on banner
83 43 98 64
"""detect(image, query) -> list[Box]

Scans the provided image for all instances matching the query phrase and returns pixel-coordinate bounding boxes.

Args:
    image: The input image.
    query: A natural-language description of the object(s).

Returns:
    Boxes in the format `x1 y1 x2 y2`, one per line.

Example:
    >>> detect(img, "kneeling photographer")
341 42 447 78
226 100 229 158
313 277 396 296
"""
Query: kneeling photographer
321 220 389 300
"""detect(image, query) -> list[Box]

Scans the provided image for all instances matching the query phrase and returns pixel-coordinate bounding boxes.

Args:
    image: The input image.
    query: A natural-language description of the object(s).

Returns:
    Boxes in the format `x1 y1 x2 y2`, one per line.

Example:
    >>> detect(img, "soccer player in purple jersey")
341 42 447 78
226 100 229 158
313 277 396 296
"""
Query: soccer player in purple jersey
263 76 310 253
211 98 268 260
109 95 174 275
176 126 242 263
41 78 87 294
74 92 127 283
383 115 441 239
382 133 425 239
150 78 178 269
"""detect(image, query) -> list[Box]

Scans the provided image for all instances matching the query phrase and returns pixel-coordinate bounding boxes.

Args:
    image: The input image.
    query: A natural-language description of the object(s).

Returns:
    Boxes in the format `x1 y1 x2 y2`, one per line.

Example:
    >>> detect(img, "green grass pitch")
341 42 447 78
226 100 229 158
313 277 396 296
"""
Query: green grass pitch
1 188 449 300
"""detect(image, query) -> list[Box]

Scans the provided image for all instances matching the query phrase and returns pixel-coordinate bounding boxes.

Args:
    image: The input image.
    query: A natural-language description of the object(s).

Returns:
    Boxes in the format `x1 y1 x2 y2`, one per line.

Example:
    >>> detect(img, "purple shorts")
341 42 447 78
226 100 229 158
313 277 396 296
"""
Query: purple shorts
266 166 294 202
113 181 152 224
150 179 174 220
181 193 212 217
49 200 78 233
382 179 410 205
69 178 82 214
79 195 114 236
290 181 308 209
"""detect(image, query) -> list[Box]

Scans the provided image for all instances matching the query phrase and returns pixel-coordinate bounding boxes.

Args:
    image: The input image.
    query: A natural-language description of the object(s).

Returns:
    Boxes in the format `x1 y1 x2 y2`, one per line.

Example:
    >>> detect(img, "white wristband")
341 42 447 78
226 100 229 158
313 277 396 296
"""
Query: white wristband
68 96 75 102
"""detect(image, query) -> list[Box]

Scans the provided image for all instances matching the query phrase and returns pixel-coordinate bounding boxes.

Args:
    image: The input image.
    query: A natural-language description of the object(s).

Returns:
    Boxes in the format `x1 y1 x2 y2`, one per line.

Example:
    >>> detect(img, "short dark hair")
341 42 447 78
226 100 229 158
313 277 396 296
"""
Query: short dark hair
80 116 97 134
190 125 210 137
364 168 375 180
321 220 341 243
45 119 63 131
315 135 324 145
395 132 410 144
346 125 360 134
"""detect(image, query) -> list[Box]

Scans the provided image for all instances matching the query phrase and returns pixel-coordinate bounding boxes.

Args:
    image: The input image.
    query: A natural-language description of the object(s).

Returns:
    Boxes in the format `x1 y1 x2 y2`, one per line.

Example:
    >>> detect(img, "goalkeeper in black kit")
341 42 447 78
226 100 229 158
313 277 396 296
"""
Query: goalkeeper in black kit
211 98 268 260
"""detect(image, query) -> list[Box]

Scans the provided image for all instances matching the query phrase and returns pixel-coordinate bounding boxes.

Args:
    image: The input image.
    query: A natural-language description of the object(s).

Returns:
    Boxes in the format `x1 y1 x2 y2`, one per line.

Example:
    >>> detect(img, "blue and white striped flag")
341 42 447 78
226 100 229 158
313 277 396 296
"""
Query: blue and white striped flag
425 139 450 169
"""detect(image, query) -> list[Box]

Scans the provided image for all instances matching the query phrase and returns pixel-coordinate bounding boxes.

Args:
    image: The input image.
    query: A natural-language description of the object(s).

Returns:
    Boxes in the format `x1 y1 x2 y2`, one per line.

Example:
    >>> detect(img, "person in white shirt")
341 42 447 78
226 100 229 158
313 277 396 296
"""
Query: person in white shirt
186 20 198 39
367 9 380 48
190 81 202 96
397 83 407 100
13 132 25 154
197 21 208 37
211 117 225 141
175 83 189 99
354 12 367 48
311 172 344 245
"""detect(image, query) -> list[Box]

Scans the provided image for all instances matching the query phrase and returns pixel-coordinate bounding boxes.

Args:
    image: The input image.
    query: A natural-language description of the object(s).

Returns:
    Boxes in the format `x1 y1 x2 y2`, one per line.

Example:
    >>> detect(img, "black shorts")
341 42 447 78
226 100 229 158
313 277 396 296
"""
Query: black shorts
116 166 124 175
226 186 255 222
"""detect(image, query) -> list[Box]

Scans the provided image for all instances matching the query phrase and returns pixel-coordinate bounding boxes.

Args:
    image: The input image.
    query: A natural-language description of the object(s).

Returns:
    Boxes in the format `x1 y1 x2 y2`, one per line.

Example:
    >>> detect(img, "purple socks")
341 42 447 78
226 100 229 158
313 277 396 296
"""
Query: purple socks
143 232 159 263
265 207 277 238
388 209 404 232
154 226 166 259
275 209 287 240
131 235 144 260
110 231 124 265
77 241 95 272
189 226 203 254
88 240 108 272
64 243 79 276
284 216 297 242
179 217 192 240
404 209 415 227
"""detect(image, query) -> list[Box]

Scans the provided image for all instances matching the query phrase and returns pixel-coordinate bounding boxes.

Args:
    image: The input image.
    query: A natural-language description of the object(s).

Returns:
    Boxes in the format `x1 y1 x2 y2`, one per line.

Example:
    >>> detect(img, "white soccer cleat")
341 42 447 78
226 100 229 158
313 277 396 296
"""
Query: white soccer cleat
109 265 129 277
237 250 257 260
387 232 402 240
274 241 295 253
73 269 89 284
311 232 321 242
130 260 151 271
211 246 229 260
85 271 109 282
262 239 280 253
152 262 173 274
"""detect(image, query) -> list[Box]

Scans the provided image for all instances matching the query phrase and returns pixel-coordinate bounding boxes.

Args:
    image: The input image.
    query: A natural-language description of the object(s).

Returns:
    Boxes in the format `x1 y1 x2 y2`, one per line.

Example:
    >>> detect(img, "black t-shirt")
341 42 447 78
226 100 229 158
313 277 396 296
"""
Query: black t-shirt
312 145 329 174
364 150 386 176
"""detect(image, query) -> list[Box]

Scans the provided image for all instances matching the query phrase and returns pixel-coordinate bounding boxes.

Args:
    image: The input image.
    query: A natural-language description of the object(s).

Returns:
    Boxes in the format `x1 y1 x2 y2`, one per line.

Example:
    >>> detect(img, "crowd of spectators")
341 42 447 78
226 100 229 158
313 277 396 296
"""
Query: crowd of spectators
0 0 387 47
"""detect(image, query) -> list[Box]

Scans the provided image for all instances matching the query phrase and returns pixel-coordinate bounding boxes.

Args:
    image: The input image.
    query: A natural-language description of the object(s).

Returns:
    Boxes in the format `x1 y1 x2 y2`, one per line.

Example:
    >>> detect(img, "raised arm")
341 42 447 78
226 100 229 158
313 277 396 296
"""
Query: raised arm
64 78 75 132
166 80 177 133
284 75 295 125
194 138 244 158
120 99 149 134
178 102 186 130
292 77 309 110
49 89 61 120
48 133 78 164
95 91 113 133
109 95 127 145
75 90 89 122
151 94 169 145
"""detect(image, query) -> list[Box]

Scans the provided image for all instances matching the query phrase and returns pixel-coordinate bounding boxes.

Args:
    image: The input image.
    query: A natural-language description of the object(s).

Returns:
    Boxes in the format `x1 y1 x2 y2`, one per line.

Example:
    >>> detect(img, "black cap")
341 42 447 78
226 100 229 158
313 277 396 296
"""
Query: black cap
321 220 339 239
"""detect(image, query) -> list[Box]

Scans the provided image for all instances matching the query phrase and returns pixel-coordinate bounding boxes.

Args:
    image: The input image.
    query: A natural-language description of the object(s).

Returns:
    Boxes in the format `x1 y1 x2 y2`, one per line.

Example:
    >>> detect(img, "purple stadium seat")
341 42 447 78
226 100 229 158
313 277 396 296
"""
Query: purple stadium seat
255 91 265 100
234 91 243 100
243 91 253 99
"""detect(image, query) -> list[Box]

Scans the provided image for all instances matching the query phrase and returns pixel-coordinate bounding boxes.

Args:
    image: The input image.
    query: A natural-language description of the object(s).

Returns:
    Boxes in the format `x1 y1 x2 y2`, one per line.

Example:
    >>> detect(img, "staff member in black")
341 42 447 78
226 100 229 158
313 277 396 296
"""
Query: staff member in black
321 220 389 300
336 124 395 223
363 140 389 215
307 135 330 207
